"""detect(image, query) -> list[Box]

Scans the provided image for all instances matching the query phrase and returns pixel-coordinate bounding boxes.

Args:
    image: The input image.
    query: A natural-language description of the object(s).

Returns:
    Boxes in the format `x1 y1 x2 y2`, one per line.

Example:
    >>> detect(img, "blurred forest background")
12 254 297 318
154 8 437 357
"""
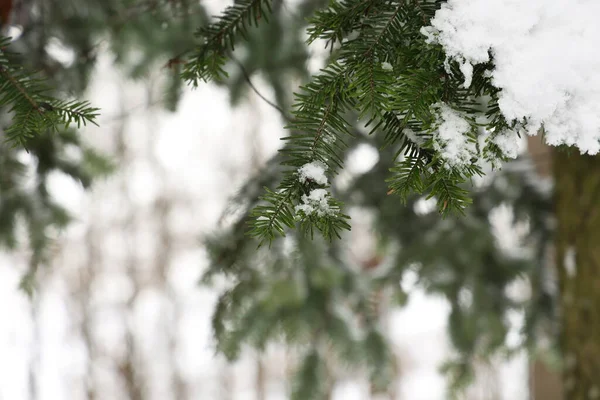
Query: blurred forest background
0 0 560 399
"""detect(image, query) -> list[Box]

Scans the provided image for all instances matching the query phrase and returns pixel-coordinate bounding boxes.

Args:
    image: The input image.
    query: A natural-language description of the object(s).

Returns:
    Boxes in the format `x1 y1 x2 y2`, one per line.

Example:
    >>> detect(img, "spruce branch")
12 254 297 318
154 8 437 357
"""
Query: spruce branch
0 64 42 111
0 37 98 147
189 0 523 240
387 154 426 200
248 186 296 245
182 0 273 85
307 0 380 48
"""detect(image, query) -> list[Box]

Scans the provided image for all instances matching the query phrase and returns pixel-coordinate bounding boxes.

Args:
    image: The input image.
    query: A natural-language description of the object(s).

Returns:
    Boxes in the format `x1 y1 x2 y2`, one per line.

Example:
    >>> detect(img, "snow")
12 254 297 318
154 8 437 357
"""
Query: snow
295 188 334 217
323 132 336 145
381 61 393 71
431 103 476 168
424 0 600 154
404 128 425 146
458 58 473 88
493 130 520 159
298 161 328 185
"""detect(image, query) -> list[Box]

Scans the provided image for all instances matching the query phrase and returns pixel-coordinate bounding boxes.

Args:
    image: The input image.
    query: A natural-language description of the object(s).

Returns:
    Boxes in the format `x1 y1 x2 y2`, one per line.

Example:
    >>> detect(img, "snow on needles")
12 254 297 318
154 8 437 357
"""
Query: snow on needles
424 0 600 154
295 189 334 217
298 161 328 185
432 104 477 168
296 162 335 217
493 130 520 159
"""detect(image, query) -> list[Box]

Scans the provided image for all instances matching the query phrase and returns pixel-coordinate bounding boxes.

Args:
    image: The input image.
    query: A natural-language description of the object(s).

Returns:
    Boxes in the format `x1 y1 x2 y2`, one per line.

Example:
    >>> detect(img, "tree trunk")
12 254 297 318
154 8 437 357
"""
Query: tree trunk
527 135 563 400
553 148 600 399
530 360 562 400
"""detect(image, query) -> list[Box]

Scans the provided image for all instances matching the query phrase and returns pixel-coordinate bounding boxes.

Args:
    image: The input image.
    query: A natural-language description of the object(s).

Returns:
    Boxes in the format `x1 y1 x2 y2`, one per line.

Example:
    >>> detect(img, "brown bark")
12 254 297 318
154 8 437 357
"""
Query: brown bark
0 0 12 26
530 359 562 400
528 135 552 178
527 135 563 400
553 148 600 399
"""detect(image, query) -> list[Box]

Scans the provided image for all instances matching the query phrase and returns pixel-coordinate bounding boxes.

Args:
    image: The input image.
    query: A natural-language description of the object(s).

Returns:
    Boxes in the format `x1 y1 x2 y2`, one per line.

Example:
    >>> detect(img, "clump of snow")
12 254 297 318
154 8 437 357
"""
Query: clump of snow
381 61 393 71
323 133 336 146
493 130 520 159
298 161 328 185
431 104 477 167
420 26 437 44
404 128 425 146
295 188 334 217
424 0 600 154
458 58 473 88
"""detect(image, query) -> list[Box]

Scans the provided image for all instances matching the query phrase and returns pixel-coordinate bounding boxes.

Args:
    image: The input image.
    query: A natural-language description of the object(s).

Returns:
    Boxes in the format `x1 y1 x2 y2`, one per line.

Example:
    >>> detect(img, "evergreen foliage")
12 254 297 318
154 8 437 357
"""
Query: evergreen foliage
182 0 272 85
0 33 105 291
0 0 208 287
187 0 556 395
0 36 98 146
204 133 553 395
184 0 520 246
0 0 560 396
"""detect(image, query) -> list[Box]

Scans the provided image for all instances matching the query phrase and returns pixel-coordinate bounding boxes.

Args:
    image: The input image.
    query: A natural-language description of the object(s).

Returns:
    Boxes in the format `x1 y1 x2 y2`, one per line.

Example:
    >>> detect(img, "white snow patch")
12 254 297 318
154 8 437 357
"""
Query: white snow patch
404 128 425 146
381 61 393 71
431 104 476 167
425 0 600 154
295 188 334 217
323 132 336 146
493 130 520 159
458 58 473 88
298 161 328 185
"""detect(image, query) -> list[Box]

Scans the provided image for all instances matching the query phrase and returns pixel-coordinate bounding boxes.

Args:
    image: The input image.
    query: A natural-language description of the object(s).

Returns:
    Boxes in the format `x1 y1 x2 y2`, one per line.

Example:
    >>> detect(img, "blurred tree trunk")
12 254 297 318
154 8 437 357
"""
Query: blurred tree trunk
0 0 13 26
256 355 266 400
527 135 563 400
553 148 600 399
530 360 562 400
220 364 234 400
28 291 39 400
145 82 189 400
116 99 144 400
81 226 100 400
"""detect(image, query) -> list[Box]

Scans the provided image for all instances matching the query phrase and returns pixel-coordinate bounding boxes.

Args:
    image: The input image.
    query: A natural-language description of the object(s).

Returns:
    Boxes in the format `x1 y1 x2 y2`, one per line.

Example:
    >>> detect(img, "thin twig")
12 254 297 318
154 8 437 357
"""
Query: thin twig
110 53 292 125
0 64 41 112
229 54 291 121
